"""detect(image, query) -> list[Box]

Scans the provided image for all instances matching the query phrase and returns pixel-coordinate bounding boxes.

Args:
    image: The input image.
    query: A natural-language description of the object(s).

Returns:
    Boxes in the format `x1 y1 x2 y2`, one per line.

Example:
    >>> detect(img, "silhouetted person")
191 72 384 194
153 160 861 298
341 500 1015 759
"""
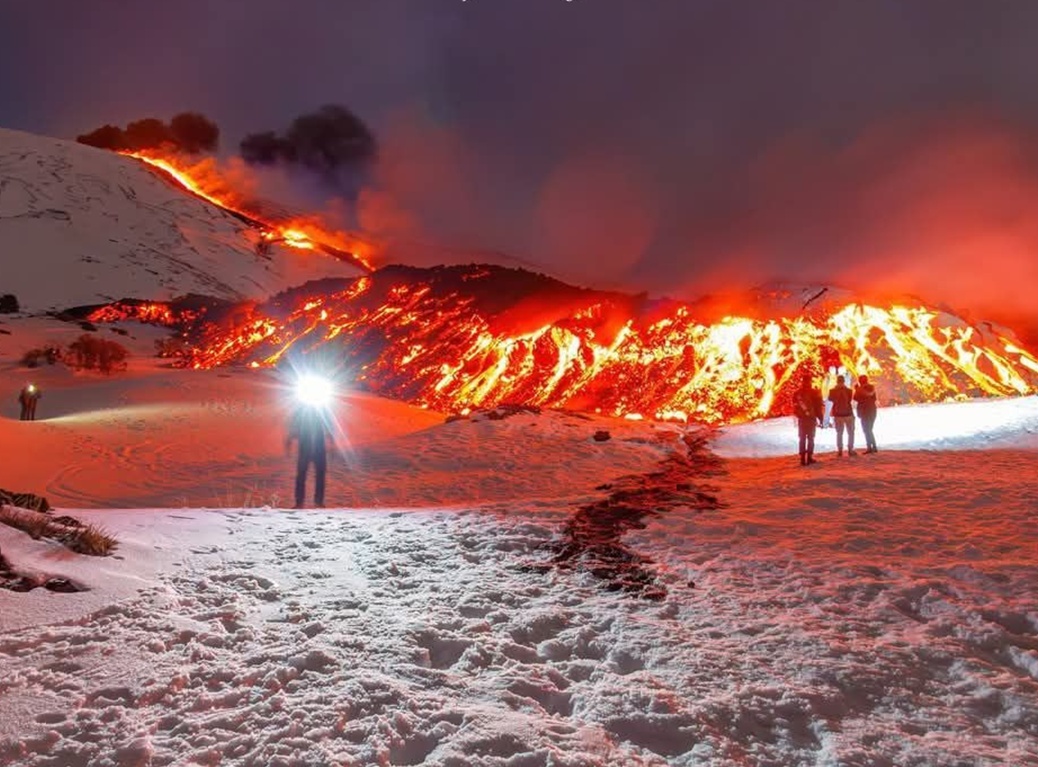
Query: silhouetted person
18 384 41 421
285 405 334 508
793 376 824 466
828 374 856 456
820 366 836 428
854 374 879 453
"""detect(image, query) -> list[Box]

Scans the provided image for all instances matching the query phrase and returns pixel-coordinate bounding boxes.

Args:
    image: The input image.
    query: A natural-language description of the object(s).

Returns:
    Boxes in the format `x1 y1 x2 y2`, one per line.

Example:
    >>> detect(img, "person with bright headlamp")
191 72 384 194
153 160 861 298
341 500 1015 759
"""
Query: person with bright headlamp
18 383 42 421
285 374 336 508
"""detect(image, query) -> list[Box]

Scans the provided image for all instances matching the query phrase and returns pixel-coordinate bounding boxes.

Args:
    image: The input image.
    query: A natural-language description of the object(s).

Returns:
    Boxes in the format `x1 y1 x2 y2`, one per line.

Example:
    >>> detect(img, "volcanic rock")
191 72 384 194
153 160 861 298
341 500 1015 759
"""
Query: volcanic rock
593 430 611 442
43 578 80 593
0 489 50 513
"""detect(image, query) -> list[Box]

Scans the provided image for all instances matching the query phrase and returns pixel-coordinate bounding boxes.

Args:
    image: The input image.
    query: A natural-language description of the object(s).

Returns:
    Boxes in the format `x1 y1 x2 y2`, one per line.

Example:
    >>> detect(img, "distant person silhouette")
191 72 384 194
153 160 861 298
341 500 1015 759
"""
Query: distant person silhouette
854 374 879 453
793 376 824 466
18 384 41 421
828 374 856 456
285 404 334 508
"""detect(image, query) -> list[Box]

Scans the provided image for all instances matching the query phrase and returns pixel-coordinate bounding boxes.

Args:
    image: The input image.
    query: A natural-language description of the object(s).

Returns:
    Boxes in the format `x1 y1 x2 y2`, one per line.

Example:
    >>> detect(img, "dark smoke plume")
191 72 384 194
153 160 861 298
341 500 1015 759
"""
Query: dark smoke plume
239 105 377 187
76 112 220 154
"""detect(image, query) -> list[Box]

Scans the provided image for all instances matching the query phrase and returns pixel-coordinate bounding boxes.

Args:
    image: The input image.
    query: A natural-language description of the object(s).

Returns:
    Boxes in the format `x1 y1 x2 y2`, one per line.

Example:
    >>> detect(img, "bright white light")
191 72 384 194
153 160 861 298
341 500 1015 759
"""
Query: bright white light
711 395 1038 458
295 375 334 408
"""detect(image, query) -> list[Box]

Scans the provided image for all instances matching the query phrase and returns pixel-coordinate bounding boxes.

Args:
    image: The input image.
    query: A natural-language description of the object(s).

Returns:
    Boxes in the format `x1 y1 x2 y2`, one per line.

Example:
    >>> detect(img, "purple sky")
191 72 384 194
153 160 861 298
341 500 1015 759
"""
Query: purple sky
4 0 1038 330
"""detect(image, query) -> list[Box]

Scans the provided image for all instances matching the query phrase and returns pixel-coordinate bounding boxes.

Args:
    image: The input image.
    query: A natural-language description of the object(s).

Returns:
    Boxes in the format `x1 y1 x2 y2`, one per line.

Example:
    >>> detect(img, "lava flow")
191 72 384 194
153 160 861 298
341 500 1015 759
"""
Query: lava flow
121 150 375 272
87 265 1038 425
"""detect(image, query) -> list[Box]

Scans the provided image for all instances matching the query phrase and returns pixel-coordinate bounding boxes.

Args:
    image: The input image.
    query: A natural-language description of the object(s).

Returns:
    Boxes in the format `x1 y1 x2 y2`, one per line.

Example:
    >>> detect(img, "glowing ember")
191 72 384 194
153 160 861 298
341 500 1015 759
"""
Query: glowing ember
91 266 1038 425
121 151 373 270
87 301 182 326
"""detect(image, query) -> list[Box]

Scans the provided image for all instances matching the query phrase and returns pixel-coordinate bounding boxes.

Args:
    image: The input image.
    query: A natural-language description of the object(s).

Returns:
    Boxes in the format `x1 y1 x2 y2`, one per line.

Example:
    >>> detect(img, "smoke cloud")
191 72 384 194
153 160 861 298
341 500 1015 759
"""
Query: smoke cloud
76 112 219 154
240 105 377 195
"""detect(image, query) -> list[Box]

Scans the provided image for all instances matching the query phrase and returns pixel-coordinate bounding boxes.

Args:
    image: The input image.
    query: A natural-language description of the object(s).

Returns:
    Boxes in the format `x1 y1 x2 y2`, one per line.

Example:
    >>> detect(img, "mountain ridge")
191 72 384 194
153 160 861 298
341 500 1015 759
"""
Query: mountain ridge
0 127 362 313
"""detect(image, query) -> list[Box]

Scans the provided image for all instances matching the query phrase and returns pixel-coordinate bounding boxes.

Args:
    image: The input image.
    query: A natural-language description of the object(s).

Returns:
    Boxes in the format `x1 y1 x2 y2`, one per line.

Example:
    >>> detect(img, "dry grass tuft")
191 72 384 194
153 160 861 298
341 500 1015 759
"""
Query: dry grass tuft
62 523 118 556
0 505 118 556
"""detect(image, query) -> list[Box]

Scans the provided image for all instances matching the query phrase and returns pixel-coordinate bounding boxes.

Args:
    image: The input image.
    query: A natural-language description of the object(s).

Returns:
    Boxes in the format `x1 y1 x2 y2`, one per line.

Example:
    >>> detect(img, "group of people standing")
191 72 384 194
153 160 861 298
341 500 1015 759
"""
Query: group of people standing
794 372 878 466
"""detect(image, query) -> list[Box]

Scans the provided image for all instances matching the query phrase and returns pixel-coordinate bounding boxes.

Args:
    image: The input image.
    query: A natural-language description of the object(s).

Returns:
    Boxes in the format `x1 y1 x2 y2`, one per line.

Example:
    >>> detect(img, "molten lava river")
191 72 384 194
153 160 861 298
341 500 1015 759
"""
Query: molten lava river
86 265 1038 425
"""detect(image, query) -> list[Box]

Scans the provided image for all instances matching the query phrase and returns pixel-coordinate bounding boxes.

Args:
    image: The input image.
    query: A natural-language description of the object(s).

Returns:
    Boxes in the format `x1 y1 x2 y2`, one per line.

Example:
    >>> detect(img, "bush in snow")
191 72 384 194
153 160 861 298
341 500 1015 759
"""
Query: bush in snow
20 344 63 368
66 334 128 374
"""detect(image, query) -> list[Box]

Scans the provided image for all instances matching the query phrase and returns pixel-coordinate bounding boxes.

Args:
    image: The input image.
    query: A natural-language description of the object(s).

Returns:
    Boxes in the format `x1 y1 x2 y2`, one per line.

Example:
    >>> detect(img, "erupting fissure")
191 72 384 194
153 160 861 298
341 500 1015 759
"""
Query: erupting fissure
120 151 374 272
87 266 1038 425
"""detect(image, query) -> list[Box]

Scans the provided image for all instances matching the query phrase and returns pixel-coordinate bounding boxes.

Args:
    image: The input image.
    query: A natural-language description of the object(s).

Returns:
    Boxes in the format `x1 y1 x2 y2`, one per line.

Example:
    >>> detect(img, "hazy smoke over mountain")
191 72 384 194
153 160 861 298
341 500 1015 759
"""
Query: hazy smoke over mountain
654 115 1038 340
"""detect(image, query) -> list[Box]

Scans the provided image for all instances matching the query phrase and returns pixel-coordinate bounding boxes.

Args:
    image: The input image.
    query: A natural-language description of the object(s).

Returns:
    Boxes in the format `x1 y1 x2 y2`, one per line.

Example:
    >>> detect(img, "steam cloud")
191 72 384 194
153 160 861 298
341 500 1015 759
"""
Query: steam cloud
76 112 219 154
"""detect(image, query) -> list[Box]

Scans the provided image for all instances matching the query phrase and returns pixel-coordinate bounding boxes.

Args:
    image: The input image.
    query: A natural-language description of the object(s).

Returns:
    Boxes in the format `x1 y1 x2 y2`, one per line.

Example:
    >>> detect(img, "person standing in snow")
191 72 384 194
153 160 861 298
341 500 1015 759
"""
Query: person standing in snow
854 374 879 453
285 405 334 509
828 374 856 456
18 384 41 421
820 366 835 428
793 375 825 466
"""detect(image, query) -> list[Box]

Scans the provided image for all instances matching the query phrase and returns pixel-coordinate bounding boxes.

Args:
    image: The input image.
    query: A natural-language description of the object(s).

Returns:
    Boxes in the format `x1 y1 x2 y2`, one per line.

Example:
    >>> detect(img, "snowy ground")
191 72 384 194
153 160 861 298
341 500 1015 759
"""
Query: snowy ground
1 350 1037 765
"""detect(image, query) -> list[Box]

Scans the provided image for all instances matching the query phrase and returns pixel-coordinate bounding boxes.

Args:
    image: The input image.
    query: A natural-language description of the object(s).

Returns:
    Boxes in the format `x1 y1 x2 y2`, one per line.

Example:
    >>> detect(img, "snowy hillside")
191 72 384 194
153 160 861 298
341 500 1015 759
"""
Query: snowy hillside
0 370 1036 765
0 128 361 313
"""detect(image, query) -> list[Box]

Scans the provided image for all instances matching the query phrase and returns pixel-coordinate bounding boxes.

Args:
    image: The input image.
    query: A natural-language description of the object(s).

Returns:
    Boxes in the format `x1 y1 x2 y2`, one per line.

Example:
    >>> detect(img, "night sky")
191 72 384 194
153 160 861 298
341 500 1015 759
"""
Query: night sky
4 0 1038 332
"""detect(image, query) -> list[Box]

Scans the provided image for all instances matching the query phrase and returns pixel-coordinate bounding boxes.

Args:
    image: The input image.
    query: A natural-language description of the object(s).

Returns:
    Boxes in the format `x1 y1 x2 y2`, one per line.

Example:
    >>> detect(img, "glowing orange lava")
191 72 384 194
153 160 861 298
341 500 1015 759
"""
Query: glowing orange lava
121 151 374 270
93 267 1038 424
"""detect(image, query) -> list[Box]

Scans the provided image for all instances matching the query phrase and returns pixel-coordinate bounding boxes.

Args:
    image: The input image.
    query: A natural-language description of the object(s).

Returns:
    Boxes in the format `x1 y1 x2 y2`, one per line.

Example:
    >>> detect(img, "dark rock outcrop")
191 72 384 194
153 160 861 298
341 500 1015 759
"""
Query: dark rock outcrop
0 489 50 513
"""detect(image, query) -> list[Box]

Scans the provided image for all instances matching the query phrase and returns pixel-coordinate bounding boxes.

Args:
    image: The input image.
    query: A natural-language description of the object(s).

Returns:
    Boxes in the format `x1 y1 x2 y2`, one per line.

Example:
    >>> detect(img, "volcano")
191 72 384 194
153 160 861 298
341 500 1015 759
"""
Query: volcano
83 263 1038 425
0 128 365 313
8 127 1037 425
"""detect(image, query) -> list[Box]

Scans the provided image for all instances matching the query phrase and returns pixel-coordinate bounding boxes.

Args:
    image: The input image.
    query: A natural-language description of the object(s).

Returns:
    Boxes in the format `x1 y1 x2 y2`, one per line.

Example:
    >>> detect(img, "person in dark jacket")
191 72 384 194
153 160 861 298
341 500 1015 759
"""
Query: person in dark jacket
285 405 334 508
828 374 856 456
18 384 41 421
854 374 879 453
793 375 825 466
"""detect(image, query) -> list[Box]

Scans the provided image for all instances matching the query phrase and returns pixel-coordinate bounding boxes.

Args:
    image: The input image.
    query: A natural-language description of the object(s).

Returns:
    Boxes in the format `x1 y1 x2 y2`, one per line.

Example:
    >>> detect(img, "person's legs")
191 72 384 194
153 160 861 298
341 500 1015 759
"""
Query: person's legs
295 447 311 508
862 414 877 451
805 422 817 462
28 400 37 421
834 417 847 454
845 416 856 454
798 421 809 464
313 448 327 507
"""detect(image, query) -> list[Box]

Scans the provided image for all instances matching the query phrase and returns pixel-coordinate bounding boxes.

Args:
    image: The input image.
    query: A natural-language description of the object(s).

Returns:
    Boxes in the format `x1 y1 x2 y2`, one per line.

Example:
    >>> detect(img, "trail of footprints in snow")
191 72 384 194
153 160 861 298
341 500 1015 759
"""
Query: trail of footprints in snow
0 513 669 765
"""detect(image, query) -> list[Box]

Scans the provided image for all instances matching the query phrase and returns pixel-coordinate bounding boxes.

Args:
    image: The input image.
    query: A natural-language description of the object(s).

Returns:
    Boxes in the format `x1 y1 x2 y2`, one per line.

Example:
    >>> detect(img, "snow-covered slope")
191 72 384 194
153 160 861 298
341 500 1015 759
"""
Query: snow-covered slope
0 127 361 313
0 379 1036 766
